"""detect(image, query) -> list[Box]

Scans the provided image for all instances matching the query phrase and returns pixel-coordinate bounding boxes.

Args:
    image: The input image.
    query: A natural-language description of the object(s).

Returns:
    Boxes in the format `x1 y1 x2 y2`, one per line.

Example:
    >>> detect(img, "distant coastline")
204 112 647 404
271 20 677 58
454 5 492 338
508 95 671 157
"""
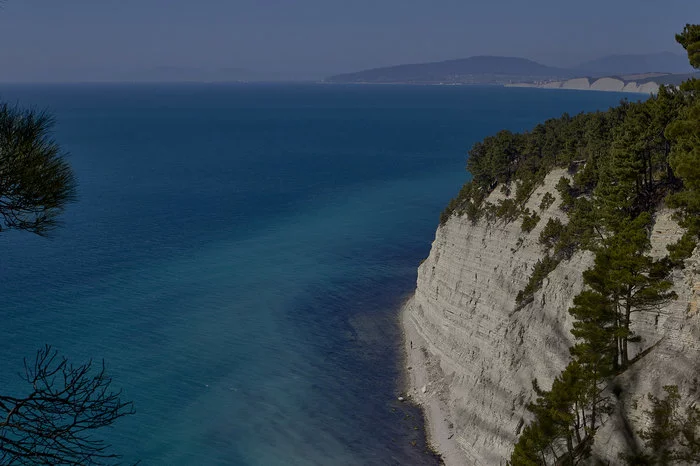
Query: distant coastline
323 53 697 95
506 76 659 94
318 79 659 94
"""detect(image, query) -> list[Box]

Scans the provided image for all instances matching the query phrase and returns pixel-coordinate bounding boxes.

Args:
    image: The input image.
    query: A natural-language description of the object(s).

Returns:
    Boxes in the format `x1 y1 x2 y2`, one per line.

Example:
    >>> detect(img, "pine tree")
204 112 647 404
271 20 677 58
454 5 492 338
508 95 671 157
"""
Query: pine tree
665 98 700 249
676 24 700 69
602 214 676 366
665 23 700 261
0 104 76 235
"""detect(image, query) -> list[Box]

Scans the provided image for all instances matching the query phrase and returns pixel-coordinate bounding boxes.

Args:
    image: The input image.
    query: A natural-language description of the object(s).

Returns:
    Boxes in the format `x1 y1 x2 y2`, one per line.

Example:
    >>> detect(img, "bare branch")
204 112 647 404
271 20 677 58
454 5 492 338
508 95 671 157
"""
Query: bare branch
0 346 134 465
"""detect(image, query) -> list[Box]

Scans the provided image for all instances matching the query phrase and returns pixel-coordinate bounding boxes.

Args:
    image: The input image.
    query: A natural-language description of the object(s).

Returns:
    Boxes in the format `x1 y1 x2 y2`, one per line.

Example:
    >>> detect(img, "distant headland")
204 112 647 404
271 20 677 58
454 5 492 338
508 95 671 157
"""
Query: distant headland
323 52 698 94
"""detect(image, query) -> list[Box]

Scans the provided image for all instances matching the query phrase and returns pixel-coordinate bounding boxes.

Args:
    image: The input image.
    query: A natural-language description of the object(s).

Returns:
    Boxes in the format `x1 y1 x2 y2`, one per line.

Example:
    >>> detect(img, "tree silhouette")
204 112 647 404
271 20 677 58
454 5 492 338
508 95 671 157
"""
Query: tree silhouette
0 104 76 235
0 347 134 465
0 104 134 464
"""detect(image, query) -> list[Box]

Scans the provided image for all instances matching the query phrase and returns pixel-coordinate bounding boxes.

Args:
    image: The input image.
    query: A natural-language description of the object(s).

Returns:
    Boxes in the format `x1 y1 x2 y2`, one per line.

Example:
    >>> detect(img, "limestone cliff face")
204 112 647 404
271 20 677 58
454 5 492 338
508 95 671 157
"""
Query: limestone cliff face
404 169 700 464
593 215 700 461
507 78 660 94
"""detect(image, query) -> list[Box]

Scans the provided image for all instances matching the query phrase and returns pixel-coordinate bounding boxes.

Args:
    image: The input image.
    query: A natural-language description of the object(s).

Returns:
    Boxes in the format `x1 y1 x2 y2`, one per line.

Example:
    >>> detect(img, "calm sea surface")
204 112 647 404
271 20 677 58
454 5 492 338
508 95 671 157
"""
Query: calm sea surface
0 84 631 465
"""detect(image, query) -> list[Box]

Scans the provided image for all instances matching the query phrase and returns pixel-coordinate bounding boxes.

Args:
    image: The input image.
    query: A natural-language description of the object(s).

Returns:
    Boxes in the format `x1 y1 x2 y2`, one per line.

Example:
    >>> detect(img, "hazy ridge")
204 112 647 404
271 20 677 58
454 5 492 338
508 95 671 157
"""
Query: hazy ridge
324 52 694 87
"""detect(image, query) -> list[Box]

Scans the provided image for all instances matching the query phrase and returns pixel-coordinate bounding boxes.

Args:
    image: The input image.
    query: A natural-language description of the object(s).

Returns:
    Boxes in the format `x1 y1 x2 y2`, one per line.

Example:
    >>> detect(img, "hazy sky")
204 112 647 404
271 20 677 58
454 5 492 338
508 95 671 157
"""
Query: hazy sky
0 0 698 81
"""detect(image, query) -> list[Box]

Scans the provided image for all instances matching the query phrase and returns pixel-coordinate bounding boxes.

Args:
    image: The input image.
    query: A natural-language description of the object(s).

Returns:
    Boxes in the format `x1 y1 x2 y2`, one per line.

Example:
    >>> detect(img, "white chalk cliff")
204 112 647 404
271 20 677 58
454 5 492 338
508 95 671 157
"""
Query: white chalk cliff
507 78 660 94
403 169 700 464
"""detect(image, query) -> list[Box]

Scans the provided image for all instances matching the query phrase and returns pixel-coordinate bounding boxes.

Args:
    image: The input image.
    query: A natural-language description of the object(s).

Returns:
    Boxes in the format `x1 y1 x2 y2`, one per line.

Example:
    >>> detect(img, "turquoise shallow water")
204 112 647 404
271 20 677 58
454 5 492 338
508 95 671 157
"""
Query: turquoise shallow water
0 84 631 465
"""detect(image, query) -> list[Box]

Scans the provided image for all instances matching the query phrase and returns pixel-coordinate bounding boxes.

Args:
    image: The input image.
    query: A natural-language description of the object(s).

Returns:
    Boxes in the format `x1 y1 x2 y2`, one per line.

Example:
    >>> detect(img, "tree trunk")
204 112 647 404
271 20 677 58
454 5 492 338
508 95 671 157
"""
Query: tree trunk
613 311 620 371
590 367 598 431
622 289 633 368
613 293 622 370
566 433 574 461
574 401 583 444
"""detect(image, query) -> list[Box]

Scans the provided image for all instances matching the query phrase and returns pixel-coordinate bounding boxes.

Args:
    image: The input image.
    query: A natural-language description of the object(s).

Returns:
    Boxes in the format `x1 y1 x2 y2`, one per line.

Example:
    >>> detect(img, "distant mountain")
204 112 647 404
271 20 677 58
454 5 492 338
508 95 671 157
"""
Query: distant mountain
574 52 693 77
324 56 572 84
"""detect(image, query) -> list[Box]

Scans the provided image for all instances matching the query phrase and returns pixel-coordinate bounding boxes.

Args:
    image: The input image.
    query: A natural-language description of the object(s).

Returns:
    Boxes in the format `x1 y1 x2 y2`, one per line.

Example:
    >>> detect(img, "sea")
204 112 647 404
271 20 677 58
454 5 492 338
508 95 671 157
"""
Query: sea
0 84 632 465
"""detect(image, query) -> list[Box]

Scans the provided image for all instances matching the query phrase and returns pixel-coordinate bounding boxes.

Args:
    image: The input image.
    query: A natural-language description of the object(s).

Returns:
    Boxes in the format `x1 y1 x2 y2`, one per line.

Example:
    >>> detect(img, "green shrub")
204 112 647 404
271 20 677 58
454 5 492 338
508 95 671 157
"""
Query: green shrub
668 232 697 265
440 183 470 224
464 201 483 223
555 177 574 211
573 161 599 194
515 255 560 305
539 218 565 249
493 198 520 222
440 182 487 225
514 179 534 206
555 198 596 257
521 209 541 233
539 192 556 211
440 197 459 225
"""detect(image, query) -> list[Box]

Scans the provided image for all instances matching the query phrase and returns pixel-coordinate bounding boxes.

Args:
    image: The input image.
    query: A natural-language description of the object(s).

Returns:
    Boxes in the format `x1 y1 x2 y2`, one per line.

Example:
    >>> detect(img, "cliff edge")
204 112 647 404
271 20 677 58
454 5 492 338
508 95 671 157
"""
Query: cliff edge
402 169 700 464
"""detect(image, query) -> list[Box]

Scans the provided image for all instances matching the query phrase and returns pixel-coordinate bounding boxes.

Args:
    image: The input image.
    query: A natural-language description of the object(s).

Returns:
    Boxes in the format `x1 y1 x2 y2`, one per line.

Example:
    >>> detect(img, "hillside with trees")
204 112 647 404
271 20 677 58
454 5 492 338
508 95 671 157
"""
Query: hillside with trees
325 56 573 84
439 24 700 465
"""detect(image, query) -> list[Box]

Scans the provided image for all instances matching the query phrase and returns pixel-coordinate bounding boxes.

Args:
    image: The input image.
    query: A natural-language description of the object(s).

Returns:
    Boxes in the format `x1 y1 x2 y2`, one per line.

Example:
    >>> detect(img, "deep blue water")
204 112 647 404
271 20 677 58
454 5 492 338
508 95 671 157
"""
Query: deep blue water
0 84 631 465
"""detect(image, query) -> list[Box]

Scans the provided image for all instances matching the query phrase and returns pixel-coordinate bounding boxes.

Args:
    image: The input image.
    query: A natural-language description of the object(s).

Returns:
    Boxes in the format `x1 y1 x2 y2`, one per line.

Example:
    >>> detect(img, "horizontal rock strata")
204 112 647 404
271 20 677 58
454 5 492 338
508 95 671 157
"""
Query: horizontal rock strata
403 169 700 464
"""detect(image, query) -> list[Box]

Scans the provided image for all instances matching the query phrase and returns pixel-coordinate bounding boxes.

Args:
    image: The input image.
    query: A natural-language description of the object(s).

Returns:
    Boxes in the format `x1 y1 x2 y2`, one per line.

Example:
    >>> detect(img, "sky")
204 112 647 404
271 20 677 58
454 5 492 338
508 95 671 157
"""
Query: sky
0 0 698 82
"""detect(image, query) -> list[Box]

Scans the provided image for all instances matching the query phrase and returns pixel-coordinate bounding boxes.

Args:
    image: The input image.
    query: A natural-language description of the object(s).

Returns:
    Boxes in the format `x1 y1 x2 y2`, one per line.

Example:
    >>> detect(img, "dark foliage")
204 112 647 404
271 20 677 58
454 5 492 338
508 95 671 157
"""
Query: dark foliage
515 255 560 306
676 24 700 69
0 104 76 236
538 192 556 211
538 218 565 250
521 210 541 233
